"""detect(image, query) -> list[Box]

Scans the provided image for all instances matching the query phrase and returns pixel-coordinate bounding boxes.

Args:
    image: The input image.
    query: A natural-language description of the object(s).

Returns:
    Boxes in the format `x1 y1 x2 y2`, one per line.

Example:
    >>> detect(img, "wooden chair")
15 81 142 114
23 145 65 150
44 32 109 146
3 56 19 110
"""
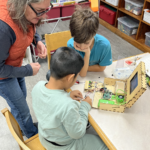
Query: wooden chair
45 30 72 70
45 31 72 93
1 108 46 150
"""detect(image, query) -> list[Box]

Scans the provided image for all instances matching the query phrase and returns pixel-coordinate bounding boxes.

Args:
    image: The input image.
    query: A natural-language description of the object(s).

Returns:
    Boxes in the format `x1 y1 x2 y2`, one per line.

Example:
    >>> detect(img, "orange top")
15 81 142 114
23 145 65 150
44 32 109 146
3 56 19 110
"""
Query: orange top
0 0 34 80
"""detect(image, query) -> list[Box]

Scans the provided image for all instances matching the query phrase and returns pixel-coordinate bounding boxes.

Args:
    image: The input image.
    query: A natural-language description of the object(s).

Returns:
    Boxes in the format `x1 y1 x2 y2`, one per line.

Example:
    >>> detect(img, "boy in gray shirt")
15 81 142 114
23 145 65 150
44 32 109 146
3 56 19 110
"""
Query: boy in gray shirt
32 47 108 150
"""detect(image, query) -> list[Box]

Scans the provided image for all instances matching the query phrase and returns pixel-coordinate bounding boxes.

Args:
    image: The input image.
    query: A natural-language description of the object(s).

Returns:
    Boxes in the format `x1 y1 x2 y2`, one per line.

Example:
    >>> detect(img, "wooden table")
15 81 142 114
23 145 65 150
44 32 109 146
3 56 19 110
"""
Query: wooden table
71 53 150 150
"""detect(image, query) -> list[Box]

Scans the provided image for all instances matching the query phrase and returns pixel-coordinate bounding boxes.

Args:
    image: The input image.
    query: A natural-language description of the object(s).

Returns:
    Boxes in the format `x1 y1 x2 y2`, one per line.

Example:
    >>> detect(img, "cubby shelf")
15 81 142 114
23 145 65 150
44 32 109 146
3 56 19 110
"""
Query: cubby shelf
142 20 150 26
99 0 150 53
100 0 118 9
119 8 142 20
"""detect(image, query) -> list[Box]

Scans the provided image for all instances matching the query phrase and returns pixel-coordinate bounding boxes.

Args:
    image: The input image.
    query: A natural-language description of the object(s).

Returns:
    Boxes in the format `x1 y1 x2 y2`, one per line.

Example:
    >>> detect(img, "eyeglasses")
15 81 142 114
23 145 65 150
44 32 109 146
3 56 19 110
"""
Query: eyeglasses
29 3 53 17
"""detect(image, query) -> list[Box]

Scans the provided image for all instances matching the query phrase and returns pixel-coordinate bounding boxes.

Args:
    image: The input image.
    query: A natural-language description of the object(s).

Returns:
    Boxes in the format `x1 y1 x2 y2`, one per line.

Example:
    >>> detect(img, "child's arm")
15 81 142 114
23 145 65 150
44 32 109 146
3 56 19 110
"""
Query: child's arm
74 43 90 77
80 50 90 77
63 99 91 139
88 65 106 72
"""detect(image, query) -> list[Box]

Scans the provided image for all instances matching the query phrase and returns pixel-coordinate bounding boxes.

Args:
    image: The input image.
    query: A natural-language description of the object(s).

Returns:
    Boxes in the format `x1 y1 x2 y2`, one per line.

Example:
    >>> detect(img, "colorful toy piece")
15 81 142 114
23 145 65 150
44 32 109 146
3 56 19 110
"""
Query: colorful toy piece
98 99 115 107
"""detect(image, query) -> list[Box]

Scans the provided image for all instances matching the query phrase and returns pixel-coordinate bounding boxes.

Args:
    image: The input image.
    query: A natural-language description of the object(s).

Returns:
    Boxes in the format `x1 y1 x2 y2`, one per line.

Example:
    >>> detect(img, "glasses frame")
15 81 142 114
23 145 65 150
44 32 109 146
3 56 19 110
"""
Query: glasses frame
29 3 53 17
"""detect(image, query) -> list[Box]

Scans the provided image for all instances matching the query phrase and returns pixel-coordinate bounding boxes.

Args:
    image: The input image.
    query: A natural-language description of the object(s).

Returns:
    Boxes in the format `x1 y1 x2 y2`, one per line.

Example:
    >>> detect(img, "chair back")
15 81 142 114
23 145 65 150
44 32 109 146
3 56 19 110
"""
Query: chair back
1 108 30 150
45 30 72 69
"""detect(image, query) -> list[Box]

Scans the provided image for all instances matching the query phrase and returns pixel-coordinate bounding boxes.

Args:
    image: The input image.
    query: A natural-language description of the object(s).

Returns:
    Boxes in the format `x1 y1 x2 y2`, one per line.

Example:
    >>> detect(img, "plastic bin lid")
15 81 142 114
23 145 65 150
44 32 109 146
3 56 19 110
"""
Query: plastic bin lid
125 0 132 3
145 32 150 38
125 0 144 7
117 16 139 28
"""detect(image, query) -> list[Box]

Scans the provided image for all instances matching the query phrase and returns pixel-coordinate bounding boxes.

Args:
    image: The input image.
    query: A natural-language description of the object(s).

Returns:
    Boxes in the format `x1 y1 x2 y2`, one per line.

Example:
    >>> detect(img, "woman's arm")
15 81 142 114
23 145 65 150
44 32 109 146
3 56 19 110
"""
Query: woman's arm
0 20 33 78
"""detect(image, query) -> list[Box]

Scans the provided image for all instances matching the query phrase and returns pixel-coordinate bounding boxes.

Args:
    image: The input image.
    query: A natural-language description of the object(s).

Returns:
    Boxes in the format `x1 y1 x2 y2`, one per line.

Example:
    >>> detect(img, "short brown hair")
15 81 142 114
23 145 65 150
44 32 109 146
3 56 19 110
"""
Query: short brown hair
70 6 99 43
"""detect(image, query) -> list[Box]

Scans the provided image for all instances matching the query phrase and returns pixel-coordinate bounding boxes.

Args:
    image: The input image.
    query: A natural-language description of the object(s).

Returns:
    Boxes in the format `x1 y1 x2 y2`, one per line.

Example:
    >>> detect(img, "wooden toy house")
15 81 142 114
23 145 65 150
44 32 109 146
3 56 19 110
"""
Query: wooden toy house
92 62 147 113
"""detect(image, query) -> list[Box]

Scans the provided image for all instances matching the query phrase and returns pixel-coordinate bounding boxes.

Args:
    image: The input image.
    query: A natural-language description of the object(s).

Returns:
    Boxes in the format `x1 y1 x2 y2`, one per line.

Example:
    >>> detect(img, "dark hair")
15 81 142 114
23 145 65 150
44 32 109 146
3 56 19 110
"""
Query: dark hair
50 47 84 79
70 6 99 43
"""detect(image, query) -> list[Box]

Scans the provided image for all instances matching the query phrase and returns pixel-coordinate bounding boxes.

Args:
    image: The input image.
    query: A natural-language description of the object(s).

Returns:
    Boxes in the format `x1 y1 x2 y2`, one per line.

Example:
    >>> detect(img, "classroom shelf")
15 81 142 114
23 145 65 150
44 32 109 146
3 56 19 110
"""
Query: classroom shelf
142 20 150 26
138 38 145 44
138 38 150 48
99 0 150 53
119 8 142 20
100 0 118 9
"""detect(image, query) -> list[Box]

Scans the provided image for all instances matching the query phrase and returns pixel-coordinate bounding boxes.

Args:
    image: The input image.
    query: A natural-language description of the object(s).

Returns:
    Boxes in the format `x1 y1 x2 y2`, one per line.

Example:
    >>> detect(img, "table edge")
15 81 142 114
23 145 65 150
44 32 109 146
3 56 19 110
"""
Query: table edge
88 114 117 150
88 53 149 150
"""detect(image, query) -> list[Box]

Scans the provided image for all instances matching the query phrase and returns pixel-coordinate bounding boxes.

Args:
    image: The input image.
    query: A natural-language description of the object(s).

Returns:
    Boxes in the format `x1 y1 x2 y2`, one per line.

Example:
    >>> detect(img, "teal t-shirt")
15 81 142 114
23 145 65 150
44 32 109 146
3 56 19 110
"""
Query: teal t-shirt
67 34 112 66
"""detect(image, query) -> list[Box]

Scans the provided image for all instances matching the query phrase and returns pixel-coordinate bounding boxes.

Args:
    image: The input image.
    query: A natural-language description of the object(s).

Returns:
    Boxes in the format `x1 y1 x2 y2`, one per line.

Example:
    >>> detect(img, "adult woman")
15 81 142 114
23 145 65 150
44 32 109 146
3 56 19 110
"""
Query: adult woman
0 0 51 138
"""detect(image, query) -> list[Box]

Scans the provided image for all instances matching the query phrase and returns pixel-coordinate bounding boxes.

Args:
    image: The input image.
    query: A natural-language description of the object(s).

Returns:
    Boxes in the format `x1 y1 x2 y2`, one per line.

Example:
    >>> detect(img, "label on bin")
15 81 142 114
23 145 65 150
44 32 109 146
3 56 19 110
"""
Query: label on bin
127 6 131 10
133 10 138 15
132 29 137 35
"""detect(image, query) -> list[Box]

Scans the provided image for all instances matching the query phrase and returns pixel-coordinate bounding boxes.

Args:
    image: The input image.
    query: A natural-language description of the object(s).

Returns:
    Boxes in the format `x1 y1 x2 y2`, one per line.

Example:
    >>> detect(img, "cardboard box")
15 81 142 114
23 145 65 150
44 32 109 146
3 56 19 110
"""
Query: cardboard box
92 62 147 113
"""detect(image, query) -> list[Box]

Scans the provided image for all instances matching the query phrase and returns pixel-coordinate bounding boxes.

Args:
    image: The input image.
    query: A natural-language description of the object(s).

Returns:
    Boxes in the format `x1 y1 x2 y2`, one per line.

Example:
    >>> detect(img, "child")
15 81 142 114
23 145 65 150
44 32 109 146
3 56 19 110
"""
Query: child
32 47 108 150
67 7 112 77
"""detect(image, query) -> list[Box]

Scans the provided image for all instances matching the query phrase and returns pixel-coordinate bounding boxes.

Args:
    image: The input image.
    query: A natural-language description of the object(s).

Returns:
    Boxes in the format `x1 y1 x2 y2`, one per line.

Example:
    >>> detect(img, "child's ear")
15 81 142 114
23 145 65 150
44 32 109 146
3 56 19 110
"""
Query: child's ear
67 74 75 82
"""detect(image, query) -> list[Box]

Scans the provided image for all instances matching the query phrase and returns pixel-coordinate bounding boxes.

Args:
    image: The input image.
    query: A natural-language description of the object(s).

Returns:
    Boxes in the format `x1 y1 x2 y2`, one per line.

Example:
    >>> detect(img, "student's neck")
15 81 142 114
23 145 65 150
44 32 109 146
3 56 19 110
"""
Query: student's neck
46 77 65 90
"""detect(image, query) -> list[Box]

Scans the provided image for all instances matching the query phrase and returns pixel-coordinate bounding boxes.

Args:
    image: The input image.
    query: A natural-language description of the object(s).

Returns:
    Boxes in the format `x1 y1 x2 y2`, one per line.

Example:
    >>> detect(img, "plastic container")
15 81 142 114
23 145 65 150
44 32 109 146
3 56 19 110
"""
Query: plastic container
99 5 116 25
125 0 133 11
125 0 144 16
145 32 150 47
117 16 139 36
105 0 119 6
143 9 150 24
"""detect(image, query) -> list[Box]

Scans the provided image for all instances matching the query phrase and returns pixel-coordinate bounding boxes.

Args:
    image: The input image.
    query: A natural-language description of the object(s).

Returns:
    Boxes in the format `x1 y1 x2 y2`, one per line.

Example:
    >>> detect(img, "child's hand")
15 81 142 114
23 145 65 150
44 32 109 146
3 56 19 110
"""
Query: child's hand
70 90 83 101
83 96 92 107
74 42 90 54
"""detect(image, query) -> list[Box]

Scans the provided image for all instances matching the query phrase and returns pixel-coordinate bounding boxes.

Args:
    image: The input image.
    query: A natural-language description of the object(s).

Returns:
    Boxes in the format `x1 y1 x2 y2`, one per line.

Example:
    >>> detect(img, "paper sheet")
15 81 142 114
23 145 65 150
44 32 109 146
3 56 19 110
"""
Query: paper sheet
136 53 150 77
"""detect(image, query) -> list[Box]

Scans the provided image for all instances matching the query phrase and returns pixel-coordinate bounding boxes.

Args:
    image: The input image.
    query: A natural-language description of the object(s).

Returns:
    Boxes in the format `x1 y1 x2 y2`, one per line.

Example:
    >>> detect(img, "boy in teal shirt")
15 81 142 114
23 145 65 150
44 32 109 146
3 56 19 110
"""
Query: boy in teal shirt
67 7 112 77
32 47 108 150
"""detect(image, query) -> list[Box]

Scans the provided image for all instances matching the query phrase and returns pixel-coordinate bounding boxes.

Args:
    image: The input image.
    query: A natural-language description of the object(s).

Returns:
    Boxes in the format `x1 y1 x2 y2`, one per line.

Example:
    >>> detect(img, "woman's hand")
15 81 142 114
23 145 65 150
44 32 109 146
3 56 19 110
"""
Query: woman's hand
30 62 41 76
70 90 83 101
36 41 47 59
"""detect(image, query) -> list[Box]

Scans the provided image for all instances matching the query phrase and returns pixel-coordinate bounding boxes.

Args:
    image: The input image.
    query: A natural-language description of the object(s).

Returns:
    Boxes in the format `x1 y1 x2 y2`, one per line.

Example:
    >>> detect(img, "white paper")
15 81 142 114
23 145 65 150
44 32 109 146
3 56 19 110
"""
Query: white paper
132 29 137 35
136 53 150 76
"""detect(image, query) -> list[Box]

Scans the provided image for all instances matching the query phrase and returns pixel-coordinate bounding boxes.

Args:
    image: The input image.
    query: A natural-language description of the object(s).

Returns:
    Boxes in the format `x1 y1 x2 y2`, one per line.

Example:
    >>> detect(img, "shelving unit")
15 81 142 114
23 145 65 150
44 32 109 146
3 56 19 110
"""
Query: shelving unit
99 0 150 52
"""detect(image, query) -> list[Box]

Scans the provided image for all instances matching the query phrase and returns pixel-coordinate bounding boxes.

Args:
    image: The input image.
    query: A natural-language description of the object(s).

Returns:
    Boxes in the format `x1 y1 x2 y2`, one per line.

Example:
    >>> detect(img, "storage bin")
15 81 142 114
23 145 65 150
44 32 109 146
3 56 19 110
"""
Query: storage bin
125 0 144 16
99 5 116 25
145 32 150 47
117 16 139 36
78 1 91 8
61 4 75 20
143 9 150 24
46 5 61 22
125 0 133 11
105 0 119 6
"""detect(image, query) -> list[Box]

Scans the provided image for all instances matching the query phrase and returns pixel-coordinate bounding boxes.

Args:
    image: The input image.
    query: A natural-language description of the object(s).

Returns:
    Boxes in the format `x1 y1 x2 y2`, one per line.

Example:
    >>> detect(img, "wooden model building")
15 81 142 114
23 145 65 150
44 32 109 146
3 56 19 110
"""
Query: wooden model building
84 81 95 92
92 62 147 113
